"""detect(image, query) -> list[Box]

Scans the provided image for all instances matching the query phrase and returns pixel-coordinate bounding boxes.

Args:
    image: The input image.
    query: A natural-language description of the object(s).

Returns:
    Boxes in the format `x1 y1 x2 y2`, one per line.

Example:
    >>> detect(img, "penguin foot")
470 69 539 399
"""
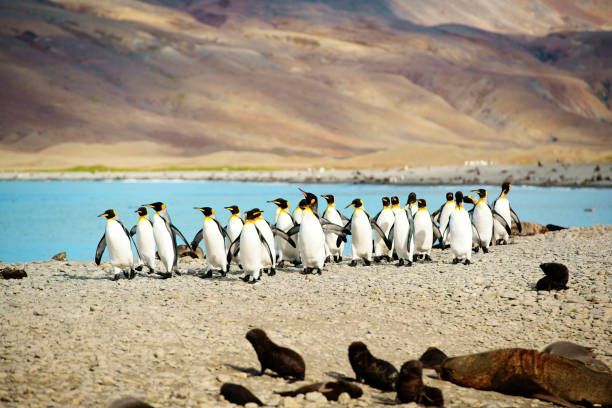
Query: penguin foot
406 260 413 267
334 256 342 263
384 255 392 262
473 247 479 253
397 259 404 267
316 268 322 275
292 260 302 267
175 270 182 276
452 258 459 264
111 274 120 281
392 253 399 261
300 268 311 275
241 275 250 282
123 270 130 279
349 260 357 267
135 265 143 272
363 259 371 266
268 268 276 276
415 254 423 260
464 259 471 265
247 279 257 284
219 270 227 277
200 270 213 279
129 269 136 279
325 256 331 263
262 268 268 274
373 256 381 263
424 255 432 262
482 247 489 254
158 272 172 279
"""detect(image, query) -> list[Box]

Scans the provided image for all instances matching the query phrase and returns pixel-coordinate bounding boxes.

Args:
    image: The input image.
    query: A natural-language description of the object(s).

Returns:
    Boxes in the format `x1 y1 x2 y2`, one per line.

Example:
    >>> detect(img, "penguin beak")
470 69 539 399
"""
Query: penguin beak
345 203 355 209
97 212 106 218
194 207 204 212
143 204 153 208
299 188 307 197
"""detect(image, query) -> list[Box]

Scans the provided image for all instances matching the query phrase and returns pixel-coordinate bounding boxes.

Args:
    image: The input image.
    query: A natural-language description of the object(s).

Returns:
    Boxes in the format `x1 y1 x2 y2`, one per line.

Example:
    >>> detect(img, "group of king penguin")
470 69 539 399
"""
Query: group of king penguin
95 183 521 282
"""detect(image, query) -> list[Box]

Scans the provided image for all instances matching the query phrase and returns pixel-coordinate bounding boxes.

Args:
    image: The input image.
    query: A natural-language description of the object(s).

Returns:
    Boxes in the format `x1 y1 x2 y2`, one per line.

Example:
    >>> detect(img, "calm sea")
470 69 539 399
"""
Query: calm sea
0 180 610 262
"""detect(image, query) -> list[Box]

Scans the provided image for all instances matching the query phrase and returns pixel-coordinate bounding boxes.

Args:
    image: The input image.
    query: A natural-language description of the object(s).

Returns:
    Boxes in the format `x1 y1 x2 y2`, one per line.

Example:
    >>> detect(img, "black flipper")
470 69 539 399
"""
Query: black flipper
510 206 522 233
372 210 382 224
213 218 230 241
371 220 392 250
272 227 297 248
339 212 350 223
227 234 241 263
255 225 273 267
471 223 482 244
432 223 442 243
491 209 512 235
170 223 190 247
286 224 300 236
431 204 444 224
406 209 415 253
95 234 106 265
129 225 137 237
191 228 203 250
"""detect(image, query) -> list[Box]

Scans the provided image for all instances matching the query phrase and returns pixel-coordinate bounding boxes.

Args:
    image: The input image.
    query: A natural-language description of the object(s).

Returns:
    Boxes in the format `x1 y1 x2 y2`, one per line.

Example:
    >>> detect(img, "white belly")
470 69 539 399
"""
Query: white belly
106 220 133 268
203 220 227 271
493 199 511 240
298 214 325 268
255 219 276 267
450 210 472 260
135 220 156 267
473 204 493 247
351 211 372 259
153 214 174 272
393 210 410 259
276 212 299 261
323 207 344 256
439 204 453 245
374 209 394 256
240 224 263 277
414 211 433 253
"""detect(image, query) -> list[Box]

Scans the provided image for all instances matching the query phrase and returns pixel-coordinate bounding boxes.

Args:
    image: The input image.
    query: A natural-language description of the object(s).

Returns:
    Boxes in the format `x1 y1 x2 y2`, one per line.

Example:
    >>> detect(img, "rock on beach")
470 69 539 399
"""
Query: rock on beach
0 225 610 407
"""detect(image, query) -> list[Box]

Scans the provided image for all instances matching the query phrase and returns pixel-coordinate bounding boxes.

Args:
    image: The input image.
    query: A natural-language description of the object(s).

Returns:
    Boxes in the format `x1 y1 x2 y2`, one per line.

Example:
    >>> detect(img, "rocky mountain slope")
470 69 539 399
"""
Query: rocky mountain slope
0 0 610 169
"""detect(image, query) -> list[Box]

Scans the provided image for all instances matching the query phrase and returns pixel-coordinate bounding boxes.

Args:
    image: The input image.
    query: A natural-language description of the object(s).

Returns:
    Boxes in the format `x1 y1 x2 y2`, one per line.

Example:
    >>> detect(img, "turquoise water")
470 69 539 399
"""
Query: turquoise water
0 180 610 262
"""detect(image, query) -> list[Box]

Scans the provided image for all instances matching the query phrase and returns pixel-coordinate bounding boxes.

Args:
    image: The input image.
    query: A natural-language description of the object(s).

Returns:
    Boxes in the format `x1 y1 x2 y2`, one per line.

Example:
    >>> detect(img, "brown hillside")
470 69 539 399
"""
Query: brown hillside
0 0 610 169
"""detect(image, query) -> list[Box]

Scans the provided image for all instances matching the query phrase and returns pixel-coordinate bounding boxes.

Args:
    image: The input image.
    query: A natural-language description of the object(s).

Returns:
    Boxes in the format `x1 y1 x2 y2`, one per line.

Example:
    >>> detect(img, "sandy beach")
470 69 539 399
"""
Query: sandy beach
1 225 610 407
1 162 611 187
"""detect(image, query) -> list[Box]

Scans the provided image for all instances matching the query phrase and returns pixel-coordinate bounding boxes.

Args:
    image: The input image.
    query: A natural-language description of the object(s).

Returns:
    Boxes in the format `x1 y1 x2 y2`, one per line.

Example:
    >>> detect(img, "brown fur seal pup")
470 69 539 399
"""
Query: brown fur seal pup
437 348 612 407
245 328 305 380
108 397 154 408
220 383 263 406
348 341 398 391
418 347 448 370
276 380 363 401
536 263 569 290
395 361 444 406
541 341 610 373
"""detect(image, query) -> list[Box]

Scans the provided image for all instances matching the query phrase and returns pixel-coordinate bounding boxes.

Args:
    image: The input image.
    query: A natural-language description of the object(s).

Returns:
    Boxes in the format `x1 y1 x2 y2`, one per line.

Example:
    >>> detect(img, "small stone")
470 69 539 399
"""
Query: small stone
51 252 66 261
337 392 351 403
305 392 326 402
282 397 301 408
100 376 115 386
153 349 165 359
245 403 259 408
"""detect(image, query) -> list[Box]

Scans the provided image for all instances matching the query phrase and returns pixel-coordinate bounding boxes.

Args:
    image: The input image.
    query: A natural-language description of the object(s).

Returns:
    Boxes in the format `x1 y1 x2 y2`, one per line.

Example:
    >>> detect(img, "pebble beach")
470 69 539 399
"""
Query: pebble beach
1 225 611 407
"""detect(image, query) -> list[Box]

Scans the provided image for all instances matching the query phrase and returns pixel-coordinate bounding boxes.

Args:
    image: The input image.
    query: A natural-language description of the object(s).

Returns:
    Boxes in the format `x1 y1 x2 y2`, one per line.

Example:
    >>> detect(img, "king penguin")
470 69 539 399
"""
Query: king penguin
228 209 274 284
413 199 440 261
296 189 326 274
269 198 300 266
130 207 156 273
95 209 136 280
193 207 229 278
406 192 418 216
344 198 391 267
144 202 189 278
431 192 454 249
321 194 347 263
372 197 395 262
446 192 473 265
252 208 277 276
493 182 522 244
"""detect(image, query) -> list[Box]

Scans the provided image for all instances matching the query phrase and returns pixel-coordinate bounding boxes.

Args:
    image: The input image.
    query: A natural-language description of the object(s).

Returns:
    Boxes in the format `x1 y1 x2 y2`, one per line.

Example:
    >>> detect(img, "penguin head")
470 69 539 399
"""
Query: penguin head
98 209 117 219
446 192 454 201
382 197 390 207
391 196 400 207
144 202 165 212
225 205 240 215
472 188 487 199
195 207 214 217
346 198 363 209
321 194 335 205
407 192 417 205
463 195 476 205
298 199 308 210
268 198 289 210
502 182 511 195
299 188 318 210
245 208 263 220
417 199 427 209
135 207 148 216
454 191 464 207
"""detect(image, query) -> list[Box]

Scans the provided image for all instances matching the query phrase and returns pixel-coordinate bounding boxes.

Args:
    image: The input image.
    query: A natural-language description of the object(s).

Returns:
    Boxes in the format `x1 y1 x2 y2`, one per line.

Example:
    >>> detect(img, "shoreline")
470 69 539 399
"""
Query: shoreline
1 163 611 187
1 225 610 407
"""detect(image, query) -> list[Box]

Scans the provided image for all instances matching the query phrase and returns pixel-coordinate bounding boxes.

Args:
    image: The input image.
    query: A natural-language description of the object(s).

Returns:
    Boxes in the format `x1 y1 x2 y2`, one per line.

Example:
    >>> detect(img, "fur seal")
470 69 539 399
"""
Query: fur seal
395 360 444 406
108 397 154 408
245 328 305 380
220 383 263 406
437 348 612 407
536 263 569 290
541 341 610 373
276 380 363 401
418 347 448 370
348 341 398 391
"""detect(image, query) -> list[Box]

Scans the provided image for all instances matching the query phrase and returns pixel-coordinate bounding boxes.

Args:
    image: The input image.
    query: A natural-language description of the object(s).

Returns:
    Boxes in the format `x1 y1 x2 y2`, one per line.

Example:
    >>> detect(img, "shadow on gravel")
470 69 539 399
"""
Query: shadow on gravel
225 363 288 379
57 273 110 281
371 395 396 405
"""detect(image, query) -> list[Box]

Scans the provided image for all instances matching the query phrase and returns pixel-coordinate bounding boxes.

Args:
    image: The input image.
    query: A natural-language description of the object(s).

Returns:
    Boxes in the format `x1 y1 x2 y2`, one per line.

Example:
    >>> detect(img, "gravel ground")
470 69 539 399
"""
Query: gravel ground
1 226 610 408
